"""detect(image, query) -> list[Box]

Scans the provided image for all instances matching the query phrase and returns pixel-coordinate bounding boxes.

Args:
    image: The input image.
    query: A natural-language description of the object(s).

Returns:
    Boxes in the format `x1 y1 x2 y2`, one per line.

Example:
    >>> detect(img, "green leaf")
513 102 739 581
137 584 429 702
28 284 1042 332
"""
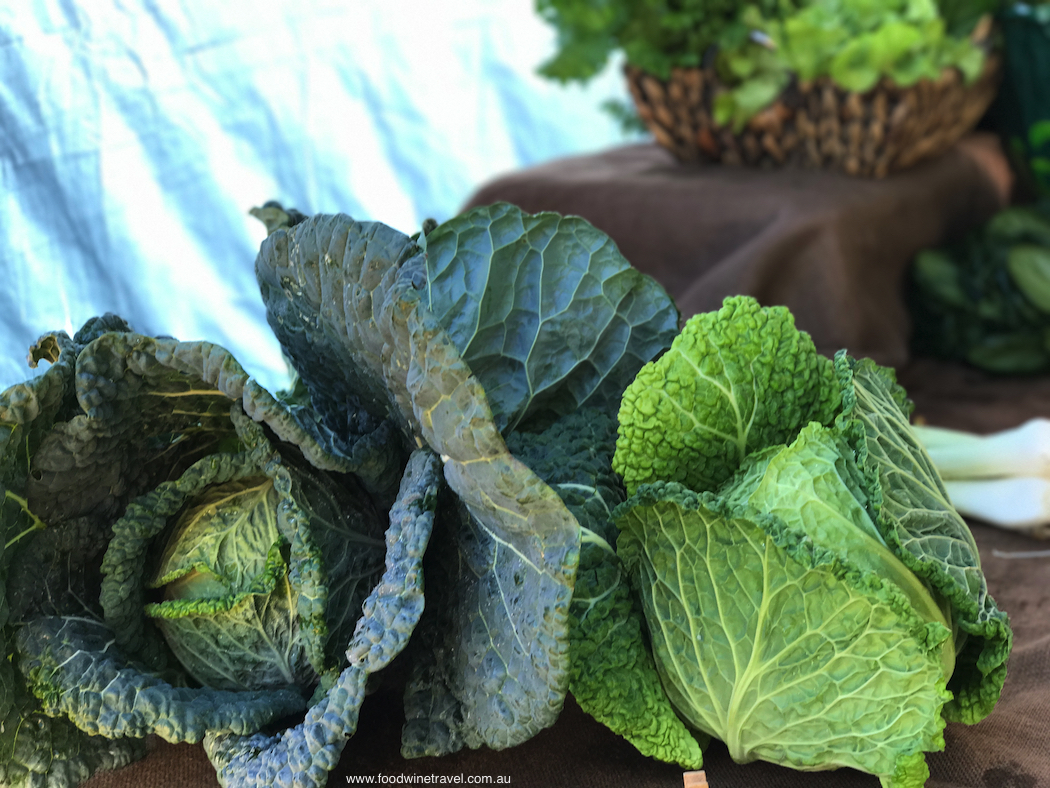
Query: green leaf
613 296 840 495
722 422 956 678
1007 244 1050 314
424 203 678 433
836 354 1012 723
148 568 322 693
150 476 283 592
830 37 882 92
504 409 704 768
781 12 850 80
0 684 145 788
16 616 307 742
0 330 152 788
1029 120 1050 151
616 483 950 782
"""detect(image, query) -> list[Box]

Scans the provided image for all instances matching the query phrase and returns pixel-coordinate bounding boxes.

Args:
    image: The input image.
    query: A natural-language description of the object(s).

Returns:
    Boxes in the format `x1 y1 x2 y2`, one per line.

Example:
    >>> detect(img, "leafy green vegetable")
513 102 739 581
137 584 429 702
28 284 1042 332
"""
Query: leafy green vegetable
536 0 988 130
909 203 1050 374
258 211 579 753
0 317 414 787
536 0 780 82
17 616 308 741
610 295 1011 786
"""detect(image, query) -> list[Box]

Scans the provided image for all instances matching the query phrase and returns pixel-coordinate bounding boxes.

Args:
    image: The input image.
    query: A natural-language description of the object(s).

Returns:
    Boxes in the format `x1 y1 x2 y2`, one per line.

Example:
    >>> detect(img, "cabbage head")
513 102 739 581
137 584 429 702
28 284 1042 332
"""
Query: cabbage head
612 296 1012 788
0 317 439 788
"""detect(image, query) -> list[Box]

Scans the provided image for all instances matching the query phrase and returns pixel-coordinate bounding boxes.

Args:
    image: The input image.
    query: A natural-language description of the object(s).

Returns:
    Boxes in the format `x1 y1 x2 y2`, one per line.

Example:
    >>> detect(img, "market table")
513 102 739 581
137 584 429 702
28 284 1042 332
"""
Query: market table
84 137 1050 788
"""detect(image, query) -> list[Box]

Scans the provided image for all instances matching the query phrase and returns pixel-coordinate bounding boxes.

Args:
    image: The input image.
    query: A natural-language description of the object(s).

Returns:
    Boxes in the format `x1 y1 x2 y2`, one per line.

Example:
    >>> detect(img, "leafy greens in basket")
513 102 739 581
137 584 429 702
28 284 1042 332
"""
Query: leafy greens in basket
537 0 990 129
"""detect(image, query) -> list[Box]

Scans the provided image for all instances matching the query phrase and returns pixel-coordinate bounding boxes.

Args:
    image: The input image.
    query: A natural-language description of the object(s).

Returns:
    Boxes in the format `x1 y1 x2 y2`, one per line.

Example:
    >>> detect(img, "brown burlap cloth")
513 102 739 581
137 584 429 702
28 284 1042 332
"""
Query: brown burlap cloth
85 136 1050 788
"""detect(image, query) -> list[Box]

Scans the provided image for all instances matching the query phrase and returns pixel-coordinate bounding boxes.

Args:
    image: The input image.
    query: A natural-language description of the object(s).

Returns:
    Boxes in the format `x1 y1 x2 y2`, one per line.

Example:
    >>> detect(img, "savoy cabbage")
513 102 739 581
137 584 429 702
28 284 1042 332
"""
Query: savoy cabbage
612 296 1012 787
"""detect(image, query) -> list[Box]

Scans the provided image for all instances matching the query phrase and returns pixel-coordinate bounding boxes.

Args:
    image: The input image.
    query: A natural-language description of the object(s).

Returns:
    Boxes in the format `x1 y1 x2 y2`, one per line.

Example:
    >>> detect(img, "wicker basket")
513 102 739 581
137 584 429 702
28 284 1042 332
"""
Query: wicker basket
626 49 1001 177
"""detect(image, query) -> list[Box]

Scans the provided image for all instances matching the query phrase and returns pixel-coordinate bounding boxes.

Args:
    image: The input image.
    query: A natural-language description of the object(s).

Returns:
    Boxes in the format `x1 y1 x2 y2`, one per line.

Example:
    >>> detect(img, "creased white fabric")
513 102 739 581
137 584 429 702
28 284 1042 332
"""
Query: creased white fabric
0 0 633 392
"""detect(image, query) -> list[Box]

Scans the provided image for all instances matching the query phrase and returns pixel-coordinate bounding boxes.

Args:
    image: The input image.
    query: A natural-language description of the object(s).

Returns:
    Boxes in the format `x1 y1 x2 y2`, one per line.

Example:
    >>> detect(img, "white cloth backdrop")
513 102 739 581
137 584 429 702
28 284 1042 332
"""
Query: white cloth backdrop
1 0 635 392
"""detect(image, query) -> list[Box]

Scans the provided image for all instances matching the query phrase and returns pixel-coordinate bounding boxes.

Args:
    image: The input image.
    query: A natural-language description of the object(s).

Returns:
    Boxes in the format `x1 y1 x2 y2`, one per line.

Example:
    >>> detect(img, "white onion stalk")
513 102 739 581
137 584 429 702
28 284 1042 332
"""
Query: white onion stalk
943 478 1050 534
912 418 1050 535
913 418 1050 480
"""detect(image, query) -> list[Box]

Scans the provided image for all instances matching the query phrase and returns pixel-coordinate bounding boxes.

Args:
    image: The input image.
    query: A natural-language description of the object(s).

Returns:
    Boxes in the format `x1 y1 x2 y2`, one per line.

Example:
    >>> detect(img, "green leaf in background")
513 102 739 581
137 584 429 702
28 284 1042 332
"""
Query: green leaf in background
1030 119 1050 150
908 204 1050 374
424 202 679 433
830 37 883 92
1006 243 1050 313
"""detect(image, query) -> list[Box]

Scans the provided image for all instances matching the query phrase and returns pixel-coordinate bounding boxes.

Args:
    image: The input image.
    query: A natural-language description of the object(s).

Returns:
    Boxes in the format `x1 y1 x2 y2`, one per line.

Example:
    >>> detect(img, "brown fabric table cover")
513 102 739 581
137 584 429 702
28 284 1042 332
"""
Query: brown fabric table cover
83 142 1050 788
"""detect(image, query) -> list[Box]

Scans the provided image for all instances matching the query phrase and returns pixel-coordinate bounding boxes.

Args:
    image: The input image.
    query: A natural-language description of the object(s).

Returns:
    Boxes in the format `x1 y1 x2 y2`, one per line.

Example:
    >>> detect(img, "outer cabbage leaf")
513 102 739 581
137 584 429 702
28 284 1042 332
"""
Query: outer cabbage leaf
16 617 307 742
70 331 401 499
424 202 679 432
204 449 441 788
257 214 582 752
0 331 145 788
616 483 951 787
613 296 840 495
722 422 956 678
836 353 1012 724
0 682 144 788
505 409 704 769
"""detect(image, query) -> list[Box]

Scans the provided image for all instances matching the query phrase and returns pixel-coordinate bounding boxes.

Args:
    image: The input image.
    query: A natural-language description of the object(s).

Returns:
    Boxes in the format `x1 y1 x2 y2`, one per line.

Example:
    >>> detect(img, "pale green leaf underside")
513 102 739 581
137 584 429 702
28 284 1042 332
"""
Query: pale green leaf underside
618 487 948 781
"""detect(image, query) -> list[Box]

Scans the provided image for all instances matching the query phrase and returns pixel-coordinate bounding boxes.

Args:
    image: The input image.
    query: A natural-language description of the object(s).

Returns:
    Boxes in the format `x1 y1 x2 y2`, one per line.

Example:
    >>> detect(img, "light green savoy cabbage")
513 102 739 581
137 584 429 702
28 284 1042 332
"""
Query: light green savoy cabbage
612 296 1011 788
